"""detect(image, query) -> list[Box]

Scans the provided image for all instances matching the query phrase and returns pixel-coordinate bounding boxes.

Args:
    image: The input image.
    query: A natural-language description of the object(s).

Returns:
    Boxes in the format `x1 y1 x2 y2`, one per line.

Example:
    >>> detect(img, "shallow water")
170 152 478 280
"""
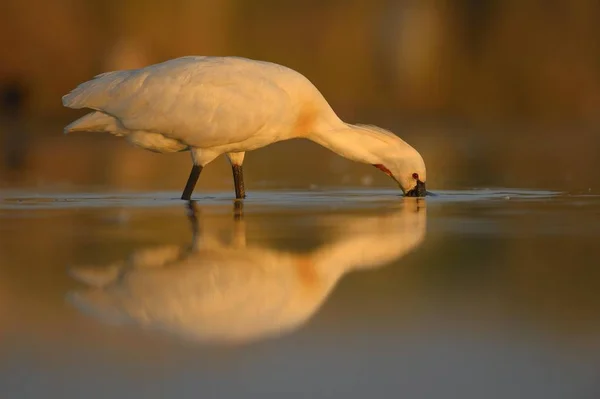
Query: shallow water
1 188 599 398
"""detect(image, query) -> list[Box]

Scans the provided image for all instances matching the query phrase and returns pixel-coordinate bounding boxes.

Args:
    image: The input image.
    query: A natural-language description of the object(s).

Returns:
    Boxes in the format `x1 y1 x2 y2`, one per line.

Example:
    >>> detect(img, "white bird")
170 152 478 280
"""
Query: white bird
67 201 426 344
62 56 428 199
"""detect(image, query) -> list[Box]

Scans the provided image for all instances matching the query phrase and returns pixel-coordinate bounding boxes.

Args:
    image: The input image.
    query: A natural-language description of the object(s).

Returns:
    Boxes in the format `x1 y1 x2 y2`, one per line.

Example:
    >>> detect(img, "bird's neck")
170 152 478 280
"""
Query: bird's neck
307 123 390 165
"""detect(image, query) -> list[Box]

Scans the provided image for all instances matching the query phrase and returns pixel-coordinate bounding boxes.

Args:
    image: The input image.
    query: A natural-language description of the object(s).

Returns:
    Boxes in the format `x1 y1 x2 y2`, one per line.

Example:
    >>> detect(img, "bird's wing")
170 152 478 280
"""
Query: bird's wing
63 57 292 148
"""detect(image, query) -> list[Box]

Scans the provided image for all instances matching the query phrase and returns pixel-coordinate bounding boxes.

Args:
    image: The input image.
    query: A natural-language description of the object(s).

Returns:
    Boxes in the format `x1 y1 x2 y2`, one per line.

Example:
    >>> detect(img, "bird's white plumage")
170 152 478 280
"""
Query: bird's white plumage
63 56 336 152
63 55 427 194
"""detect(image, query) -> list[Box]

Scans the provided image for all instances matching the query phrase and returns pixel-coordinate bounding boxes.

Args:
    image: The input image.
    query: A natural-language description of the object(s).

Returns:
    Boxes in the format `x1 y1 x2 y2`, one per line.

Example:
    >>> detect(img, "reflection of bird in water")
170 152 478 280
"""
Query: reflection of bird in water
68 201 426 345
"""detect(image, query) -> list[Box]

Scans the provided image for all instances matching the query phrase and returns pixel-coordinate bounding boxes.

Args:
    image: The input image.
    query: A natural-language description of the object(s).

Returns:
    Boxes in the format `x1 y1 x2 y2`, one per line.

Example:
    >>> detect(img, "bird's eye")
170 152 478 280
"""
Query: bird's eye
412 173 419 180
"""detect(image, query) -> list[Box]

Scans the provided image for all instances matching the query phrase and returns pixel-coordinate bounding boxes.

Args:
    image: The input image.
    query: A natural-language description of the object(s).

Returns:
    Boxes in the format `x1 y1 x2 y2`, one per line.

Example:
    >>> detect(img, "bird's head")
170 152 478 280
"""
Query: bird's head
372 134 427 197
328 124 428 197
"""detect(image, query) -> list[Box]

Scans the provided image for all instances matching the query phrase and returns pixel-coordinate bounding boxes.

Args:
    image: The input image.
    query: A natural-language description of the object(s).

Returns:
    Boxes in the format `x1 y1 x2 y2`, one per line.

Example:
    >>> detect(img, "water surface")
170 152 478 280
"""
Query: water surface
1 188 599 398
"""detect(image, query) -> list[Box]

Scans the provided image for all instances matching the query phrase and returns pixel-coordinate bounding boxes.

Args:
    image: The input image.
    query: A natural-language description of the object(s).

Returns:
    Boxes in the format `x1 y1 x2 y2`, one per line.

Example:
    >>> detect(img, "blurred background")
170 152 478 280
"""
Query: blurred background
2 3 600 397
0 0 598 192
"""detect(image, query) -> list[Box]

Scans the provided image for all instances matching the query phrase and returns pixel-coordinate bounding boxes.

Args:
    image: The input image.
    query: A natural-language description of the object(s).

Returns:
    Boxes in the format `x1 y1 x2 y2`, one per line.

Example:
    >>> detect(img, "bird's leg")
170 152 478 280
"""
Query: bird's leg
232 164 246 199
181 164 202 200
226 152 246 199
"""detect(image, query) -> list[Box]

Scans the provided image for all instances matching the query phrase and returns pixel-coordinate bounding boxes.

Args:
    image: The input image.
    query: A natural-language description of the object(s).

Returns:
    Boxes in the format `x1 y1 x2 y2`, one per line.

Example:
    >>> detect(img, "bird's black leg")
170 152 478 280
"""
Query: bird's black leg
181 164 202 200
232 164 246 199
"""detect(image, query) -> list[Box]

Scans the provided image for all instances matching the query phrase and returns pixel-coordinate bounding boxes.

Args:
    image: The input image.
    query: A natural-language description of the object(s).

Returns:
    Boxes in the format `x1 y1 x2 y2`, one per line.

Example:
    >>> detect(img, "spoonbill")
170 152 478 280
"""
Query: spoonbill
62 56 427 199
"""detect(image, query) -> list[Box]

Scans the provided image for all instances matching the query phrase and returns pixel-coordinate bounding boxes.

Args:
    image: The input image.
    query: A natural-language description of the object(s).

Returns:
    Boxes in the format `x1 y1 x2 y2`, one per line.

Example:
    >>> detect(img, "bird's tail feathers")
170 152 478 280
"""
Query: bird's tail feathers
61 70 126 110
63 111 120 135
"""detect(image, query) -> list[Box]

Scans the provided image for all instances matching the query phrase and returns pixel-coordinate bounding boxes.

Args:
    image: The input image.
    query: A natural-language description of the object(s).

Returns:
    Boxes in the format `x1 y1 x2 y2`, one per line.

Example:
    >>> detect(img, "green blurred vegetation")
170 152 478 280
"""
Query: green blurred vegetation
2 0 600 125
